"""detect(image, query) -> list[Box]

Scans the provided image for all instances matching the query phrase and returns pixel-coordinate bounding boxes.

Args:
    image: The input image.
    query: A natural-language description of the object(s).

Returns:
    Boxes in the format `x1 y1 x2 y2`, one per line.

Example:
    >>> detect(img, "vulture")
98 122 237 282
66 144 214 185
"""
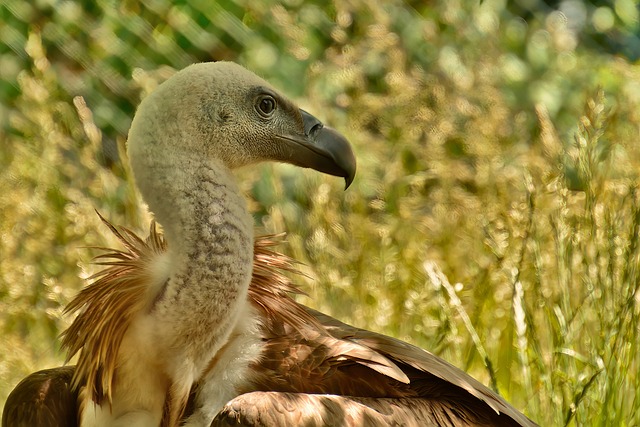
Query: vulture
2 62 537 427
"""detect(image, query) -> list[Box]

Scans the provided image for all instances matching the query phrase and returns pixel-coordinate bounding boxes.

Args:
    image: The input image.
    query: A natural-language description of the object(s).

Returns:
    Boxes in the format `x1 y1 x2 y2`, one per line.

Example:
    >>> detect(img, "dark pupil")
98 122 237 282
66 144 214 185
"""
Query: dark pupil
260 98 274 113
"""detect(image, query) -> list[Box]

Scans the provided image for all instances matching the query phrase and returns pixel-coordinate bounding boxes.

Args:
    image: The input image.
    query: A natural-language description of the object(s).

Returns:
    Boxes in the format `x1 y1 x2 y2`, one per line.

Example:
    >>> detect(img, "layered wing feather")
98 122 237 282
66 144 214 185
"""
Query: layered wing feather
212 392 504 427
241 301 536 426
1 367 77 427
307 308 535 426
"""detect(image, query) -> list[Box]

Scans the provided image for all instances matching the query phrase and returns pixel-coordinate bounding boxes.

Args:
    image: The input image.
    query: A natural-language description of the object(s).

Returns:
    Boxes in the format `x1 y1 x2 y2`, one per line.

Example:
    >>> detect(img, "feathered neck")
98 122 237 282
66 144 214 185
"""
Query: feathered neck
147 158 254 425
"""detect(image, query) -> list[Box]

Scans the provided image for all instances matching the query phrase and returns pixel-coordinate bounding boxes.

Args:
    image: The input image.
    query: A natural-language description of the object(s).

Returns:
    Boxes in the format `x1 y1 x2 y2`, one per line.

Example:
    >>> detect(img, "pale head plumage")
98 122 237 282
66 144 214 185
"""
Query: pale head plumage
128 62 306 174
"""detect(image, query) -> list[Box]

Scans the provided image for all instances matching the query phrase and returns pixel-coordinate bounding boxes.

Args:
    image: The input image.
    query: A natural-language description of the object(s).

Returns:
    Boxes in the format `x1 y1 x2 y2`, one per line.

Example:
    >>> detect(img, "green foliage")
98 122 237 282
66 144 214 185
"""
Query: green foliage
2 1 640 425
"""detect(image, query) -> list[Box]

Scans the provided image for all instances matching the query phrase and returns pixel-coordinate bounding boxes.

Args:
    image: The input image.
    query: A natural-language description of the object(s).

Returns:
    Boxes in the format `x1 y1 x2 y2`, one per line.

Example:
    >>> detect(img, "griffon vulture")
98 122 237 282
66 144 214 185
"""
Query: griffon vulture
2 62 537 427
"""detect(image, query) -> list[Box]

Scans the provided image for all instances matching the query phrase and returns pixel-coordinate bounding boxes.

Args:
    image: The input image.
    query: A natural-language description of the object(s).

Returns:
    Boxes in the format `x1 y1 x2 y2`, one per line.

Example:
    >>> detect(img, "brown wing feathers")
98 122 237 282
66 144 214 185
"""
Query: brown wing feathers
1 367 77 427
306 308 531 423
212 392 505 427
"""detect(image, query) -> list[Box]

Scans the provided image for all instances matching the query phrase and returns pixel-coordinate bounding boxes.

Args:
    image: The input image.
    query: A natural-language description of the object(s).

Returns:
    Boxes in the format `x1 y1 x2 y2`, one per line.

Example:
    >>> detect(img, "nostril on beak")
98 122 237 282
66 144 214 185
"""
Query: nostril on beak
301 109 324 138
309 123 323 139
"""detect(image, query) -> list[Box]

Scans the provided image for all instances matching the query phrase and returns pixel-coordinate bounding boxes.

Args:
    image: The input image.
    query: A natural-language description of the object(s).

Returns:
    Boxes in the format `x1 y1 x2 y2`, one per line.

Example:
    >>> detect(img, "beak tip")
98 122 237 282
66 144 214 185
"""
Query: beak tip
321 126 356 191
344 173 355 190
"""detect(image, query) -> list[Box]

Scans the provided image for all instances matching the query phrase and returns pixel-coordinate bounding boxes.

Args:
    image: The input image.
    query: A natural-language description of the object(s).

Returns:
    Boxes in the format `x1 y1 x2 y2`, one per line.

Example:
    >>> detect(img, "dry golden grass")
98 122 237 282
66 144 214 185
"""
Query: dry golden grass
2 2 640 425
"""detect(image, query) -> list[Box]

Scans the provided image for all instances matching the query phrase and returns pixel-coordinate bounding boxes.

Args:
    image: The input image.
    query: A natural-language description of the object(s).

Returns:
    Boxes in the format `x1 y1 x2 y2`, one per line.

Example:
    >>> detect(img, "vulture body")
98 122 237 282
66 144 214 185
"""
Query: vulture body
2 62 537 427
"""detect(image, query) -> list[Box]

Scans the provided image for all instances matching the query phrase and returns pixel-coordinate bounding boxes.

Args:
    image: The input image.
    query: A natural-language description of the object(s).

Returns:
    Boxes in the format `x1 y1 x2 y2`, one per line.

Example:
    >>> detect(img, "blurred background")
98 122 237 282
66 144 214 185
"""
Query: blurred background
2 0 640 425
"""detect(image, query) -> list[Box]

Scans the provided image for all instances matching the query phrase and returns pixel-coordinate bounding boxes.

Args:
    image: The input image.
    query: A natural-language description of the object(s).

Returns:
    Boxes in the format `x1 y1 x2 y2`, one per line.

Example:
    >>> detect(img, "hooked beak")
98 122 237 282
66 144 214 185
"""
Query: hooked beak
277 110 356 189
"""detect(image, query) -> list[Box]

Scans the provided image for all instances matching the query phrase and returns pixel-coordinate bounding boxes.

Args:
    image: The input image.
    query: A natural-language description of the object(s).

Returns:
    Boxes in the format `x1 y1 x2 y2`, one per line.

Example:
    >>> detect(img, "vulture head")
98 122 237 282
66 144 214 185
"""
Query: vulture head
128 62 356 199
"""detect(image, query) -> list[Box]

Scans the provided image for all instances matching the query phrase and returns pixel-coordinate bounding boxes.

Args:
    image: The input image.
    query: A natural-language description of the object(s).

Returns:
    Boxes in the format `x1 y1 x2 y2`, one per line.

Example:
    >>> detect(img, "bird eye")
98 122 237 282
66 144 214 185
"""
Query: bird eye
256 95 276 118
